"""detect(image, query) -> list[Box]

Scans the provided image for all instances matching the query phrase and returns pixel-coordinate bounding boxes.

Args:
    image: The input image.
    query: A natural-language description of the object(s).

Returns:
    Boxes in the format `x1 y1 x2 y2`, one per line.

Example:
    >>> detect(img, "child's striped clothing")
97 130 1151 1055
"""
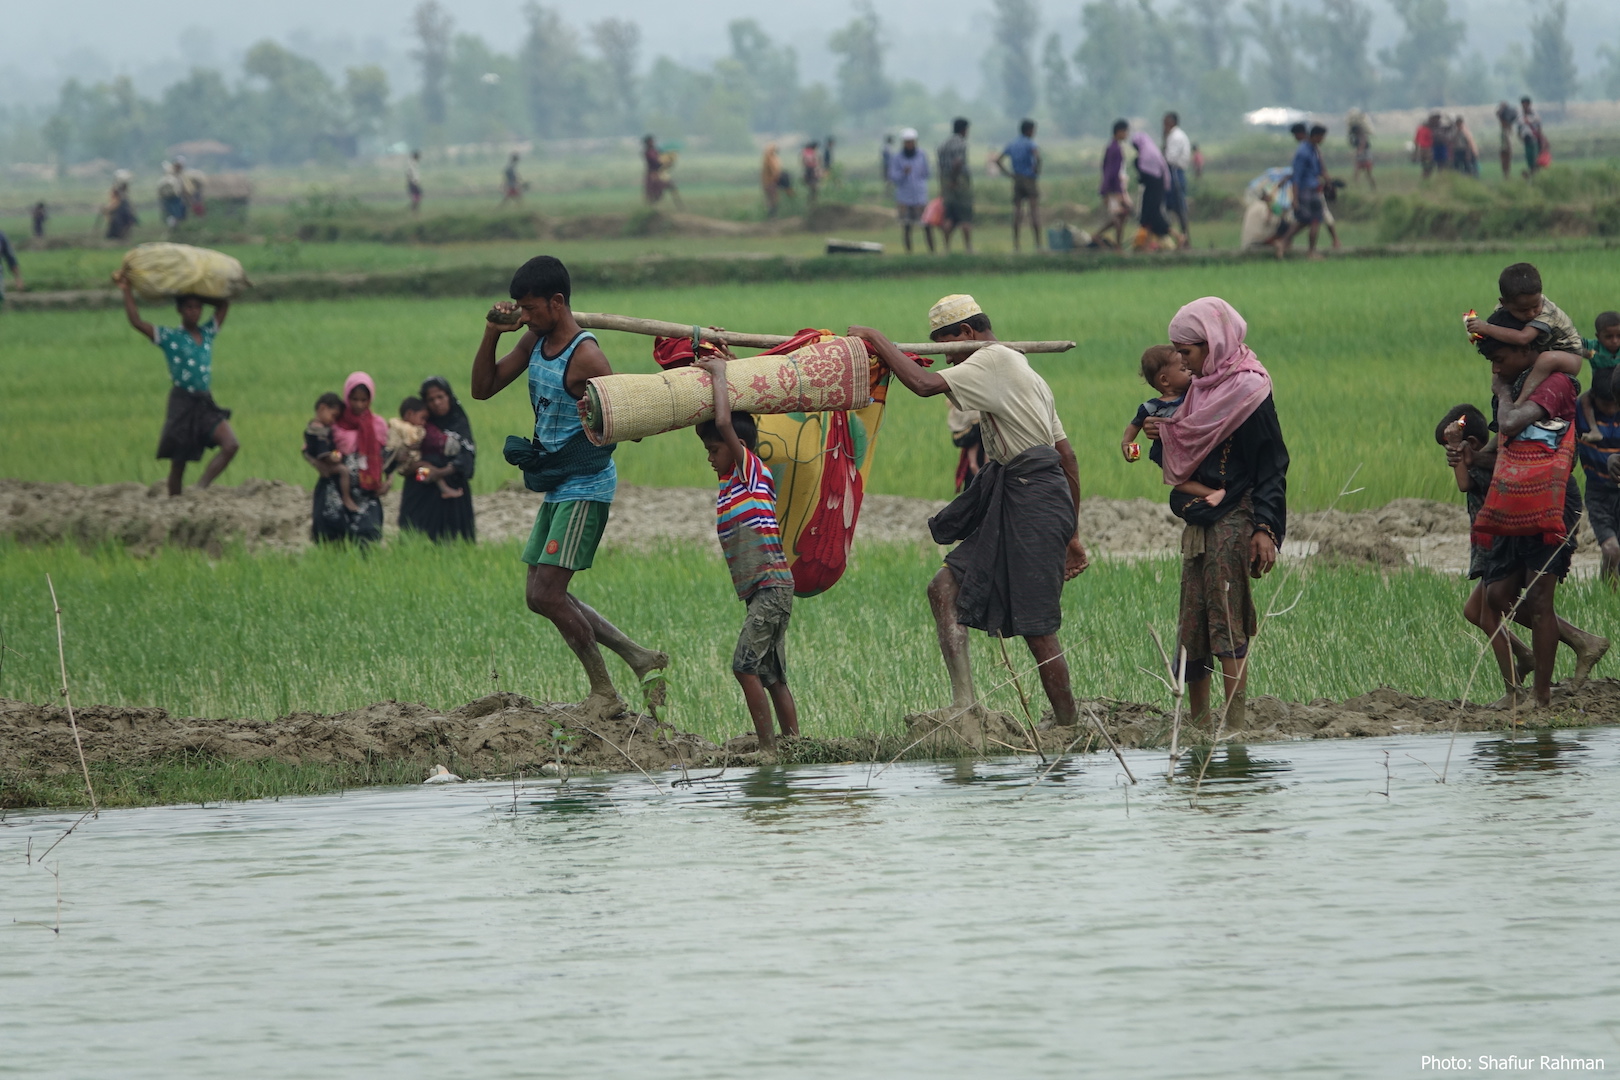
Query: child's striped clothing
716 447 794 600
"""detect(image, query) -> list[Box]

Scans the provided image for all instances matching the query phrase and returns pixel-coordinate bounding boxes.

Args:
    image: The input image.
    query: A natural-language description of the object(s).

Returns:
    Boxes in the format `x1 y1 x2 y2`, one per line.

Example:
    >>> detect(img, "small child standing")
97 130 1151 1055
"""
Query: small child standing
1578 311 1620 442
1583 310 1620 369
304 391 359 513
694 352 799 752
1575 366 1620 580
1121 344 1226 507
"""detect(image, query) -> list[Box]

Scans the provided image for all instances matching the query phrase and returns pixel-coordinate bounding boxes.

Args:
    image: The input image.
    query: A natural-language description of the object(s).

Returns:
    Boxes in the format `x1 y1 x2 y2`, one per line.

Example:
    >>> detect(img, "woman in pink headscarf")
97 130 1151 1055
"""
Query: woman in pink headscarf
1143 297 1289 730
1130 131 1172 244
304 371 393 543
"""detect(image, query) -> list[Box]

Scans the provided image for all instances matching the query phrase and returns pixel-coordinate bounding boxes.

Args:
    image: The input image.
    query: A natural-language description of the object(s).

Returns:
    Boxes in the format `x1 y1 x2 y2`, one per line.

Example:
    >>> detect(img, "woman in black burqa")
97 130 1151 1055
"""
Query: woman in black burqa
399 375 477 542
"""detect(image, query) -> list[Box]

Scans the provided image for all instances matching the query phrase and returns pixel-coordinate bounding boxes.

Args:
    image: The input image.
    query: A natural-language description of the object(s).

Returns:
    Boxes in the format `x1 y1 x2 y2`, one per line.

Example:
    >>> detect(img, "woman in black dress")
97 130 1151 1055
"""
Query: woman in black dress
399 375 477 542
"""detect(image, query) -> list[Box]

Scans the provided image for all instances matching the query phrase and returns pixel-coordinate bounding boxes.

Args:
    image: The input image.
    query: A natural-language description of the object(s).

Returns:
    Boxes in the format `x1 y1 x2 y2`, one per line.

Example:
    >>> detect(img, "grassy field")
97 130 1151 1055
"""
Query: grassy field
4 538 1613 748
6 251 1620 509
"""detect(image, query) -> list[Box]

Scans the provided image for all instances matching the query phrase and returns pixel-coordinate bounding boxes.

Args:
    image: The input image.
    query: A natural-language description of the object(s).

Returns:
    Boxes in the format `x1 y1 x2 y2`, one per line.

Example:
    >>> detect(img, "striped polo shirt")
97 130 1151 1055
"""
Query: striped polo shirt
716 447 794 600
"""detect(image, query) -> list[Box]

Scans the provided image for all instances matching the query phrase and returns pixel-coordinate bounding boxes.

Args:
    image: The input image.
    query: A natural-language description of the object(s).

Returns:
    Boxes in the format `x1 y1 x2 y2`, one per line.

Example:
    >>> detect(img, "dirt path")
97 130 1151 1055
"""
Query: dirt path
7 477 1594 573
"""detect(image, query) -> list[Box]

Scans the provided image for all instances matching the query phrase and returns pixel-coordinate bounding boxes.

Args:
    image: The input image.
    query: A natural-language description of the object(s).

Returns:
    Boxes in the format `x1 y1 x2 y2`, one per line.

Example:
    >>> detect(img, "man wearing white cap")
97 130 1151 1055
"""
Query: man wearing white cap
887 128 934 254
850 296 1087 726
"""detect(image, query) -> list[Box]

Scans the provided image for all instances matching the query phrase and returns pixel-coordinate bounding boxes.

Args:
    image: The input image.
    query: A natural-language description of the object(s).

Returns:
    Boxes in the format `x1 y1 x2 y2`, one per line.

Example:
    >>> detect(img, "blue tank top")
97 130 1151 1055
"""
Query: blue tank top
529 330 616 504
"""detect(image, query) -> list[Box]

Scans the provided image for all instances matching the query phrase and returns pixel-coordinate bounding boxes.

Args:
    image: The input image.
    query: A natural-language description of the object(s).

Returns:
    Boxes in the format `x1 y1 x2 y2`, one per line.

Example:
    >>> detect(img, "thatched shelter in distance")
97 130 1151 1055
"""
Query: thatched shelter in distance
204 173 254 221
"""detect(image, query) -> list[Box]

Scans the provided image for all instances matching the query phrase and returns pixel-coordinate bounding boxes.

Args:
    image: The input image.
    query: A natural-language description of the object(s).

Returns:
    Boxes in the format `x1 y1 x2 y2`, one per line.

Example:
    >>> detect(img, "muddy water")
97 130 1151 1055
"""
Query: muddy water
4 731 1618 1079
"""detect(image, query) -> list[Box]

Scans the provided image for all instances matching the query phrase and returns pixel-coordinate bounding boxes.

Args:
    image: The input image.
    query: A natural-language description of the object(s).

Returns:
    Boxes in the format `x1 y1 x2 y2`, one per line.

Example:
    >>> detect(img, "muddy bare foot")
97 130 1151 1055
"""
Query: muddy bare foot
630 649 671 709
574 691 628 721
903 704 1021 752
1569 633 1609 690
1485 690 1524 711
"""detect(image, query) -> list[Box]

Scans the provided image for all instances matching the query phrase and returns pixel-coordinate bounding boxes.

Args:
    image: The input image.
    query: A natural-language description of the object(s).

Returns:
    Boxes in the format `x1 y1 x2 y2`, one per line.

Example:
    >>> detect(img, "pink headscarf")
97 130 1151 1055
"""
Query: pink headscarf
1157 298 1272 485
333 371 389 491
1130 131 1168 180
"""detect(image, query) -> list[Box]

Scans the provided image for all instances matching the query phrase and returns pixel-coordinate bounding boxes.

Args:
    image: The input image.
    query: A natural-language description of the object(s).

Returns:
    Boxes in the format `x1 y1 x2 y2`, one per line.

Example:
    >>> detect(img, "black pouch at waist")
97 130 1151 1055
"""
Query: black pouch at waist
503 431 616 493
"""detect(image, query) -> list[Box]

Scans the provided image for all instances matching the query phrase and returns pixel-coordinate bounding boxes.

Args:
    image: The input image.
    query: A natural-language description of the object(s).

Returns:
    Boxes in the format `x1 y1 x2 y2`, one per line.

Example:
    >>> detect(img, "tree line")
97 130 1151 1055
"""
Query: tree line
19 0 1619 169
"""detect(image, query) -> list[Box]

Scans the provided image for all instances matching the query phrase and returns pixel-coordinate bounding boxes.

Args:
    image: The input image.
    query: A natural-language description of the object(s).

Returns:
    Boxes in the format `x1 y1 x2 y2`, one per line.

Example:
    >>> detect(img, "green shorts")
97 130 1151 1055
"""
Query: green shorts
521 499 610 570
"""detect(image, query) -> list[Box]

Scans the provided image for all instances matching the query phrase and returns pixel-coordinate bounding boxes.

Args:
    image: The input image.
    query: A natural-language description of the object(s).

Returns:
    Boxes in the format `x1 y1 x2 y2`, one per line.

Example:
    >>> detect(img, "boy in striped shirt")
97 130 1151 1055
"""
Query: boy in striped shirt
695 353 799 751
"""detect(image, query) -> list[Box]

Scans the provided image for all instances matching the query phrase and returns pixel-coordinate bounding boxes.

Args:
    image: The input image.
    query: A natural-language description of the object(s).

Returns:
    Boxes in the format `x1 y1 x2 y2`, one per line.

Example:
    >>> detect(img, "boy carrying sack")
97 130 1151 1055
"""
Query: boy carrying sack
694 351 800 752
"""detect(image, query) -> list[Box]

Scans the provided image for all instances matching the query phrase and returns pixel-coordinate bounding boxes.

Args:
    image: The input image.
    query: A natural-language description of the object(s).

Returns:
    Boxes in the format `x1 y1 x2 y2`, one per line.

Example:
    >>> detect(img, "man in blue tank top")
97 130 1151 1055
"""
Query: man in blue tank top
472 256 668 714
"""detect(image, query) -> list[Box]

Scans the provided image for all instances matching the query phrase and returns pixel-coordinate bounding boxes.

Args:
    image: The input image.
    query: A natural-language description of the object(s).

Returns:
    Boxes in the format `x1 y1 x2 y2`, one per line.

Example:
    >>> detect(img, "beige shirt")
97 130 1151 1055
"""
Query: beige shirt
946 404 980 440
938 342 1067 464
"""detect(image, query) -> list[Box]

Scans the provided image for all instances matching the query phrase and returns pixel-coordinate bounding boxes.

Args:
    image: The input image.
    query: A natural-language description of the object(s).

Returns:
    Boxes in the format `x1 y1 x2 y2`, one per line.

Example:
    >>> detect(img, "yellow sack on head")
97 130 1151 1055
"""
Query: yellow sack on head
120 243 249 302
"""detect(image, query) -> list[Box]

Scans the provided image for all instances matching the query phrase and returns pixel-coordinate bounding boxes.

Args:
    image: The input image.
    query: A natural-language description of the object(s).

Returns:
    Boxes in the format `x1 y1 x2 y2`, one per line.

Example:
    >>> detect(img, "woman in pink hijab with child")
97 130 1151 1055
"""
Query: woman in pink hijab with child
304 370 394 544
1142 297 1289 731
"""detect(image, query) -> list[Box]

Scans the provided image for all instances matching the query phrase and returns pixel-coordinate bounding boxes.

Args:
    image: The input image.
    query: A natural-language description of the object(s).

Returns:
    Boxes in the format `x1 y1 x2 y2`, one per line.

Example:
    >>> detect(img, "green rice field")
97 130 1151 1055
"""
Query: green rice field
5 250 1619 509
2 538 1612 747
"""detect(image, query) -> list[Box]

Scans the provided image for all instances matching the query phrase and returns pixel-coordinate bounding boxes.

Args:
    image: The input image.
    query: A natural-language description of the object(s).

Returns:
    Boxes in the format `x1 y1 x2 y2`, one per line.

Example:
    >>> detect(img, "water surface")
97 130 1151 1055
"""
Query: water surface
4 731 1618 1079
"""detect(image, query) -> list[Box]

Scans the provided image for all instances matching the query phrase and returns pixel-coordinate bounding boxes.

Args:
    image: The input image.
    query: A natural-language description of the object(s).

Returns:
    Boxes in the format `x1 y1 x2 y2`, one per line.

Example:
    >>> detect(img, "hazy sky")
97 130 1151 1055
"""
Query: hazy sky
2 0 1613 108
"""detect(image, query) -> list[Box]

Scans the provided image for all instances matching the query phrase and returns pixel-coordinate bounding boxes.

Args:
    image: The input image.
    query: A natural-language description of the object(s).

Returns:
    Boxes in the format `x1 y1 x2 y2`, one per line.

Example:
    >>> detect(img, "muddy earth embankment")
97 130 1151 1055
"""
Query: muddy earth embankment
4 478 1595 573
8 682 1620 807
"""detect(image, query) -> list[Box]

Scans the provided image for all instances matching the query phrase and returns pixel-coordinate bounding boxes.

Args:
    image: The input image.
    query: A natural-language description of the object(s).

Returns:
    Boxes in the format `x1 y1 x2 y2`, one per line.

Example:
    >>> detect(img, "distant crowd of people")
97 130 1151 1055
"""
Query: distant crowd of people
1413 96 1552 181
863 111 1203 257
759 137 837 217
1497 97 1551 179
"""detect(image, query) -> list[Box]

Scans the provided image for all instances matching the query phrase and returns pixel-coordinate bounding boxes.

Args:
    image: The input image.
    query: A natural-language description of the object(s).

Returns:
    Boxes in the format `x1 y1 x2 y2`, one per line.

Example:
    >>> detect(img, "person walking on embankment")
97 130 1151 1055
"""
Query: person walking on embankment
996 118 1042 251
1142 297 1288 731
850 295 1089 730
937 118 974 253
114 272 238 496
472 256 668 713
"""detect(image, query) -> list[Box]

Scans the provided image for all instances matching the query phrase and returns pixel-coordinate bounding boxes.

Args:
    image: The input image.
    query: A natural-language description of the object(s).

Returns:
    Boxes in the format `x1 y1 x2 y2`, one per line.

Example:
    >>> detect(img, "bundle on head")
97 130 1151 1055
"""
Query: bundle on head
119 243 248 302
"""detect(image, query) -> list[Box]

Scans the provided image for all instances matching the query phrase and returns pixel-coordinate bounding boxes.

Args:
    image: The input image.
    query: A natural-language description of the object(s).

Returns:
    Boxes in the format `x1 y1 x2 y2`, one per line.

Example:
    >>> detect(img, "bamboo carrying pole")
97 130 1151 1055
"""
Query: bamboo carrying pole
572 311 1076 357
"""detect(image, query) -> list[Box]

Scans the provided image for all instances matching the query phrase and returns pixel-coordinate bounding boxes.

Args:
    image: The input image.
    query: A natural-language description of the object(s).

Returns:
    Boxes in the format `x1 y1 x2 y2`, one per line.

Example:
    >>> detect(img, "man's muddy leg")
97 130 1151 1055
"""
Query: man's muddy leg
527 564 621 709
1473 582 1535 681
927 567 977 712
1523 574 1560 706
1483 576 1526 708
570 597 668 699
1561 615 1609 687
1510 606 1608 686
1024 633 1077 725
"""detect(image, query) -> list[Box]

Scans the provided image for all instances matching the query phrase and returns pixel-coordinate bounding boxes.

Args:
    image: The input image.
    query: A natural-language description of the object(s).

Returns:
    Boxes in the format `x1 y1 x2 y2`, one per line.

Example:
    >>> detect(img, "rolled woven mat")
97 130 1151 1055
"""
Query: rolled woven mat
584 335 873 444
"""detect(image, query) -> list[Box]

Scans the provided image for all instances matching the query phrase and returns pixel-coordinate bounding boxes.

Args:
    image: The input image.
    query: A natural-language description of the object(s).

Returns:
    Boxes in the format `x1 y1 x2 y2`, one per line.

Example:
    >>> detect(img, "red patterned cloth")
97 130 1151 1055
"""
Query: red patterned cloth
1472 422 1576 547
649 328 931 596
